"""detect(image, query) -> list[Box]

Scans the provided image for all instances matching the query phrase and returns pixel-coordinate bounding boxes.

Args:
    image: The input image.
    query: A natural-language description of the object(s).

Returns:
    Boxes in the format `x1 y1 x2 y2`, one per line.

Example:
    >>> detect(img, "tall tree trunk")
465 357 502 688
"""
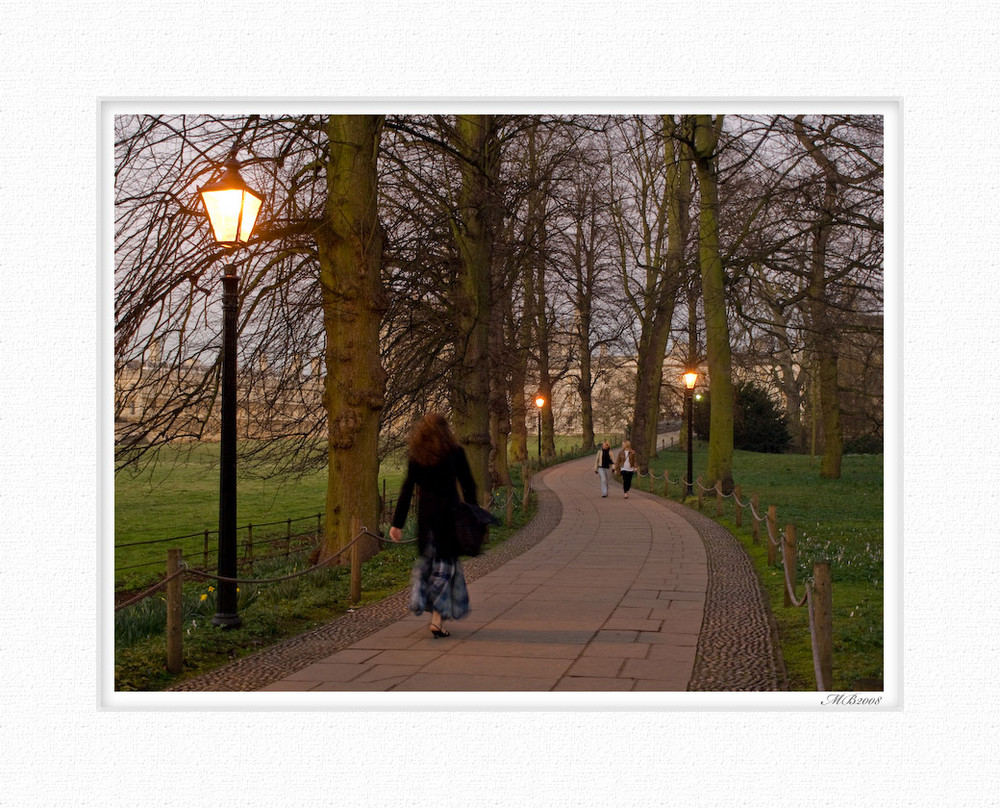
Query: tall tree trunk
690 114 735 493
318 115 387 561
570 189 597 451
538 349 556 463
534 261 556 461
773 316 805 453
578 356 596 449
449 115 499 500
489 250 513 488
625 116 689 471
631 313 670 469
808 223 843 478
576 296 596 450
649 116 693 463
795 116 844 479
509 303 529 463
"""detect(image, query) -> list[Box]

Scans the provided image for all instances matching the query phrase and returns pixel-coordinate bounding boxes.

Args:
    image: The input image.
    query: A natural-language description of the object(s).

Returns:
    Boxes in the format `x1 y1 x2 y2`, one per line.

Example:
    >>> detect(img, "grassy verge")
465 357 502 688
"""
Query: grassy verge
112 434 622 690
647 444 883 691
113 436 615 590
114 483 537 691
114 438 881 691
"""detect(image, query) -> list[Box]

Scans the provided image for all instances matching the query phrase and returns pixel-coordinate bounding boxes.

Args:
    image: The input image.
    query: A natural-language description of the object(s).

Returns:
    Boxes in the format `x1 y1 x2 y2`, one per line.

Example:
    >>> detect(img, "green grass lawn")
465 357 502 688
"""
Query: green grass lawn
647 443 884 691
113 438 881 692
114 444 405 590
113 468 537 691
113 436 615 590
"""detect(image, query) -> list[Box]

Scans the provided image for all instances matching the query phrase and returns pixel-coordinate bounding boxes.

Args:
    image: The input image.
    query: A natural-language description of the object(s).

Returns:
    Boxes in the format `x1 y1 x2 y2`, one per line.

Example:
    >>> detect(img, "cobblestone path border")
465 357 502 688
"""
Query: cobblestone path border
662 500 787 691
168 477 563 692
168 471 786 693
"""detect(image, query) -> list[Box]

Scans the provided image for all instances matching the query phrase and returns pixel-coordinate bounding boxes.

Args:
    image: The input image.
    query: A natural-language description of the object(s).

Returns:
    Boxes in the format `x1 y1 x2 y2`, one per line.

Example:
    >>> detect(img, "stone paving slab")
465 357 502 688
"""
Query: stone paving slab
171 453 785 694
254 456 744 693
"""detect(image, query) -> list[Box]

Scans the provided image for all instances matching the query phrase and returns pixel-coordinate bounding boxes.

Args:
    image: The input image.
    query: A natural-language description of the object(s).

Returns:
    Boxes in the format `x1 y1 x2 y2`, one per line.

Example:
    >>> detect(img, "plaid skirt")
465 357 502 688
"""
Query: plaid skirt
409 551 469 621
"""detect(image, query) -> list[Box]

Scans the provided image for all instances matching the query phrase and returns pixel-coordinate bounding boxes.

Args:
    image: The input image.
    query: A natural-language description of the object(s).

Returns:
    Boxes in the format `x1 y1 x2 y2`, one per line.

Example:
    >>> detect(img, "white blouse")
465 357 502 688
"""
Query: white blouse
620 450 636 472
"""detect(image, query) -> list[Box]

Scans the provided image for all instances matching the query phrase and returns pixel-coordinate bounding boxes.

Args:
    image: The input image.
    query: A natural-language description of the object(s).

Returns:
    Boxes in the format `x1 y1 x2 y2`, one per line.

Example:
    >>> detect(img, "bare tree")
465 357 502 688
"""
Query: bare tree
115 114 388 560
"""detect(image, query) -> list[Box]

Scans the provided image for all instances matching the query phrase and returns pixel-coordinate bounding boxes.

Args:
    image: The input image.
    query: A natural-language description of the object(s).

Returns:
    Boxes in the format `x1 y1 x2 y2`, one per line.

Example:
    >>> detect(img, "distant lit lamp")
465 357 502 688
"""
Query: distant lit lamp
199 159 265 629
535 394 545 461
684 370 698 497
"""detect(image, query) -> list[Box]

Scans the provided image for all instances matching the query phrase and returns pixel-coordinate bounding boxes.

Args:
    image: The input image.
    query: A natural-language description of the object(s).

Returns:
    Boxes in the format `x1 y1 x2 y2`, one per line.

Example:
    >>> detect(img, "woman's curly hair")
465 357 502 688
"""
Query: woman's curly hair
407 412 459 467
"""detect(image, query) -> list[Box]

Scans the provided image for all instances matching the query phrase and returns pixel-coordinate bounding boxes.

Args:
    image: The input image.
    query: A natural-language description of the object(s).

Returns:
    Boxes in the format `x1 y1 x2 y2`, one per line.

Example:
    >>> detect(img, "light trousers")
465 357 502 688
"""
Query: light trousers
598 467 612 496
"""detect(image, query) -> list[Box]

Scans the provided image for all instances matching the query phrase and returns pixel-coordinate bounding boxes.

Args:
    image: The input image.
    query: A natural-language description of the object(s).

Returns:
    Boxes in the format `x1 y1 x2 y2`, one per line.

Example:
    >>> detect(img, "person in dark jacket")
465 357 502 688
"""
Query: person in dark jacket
594 440 617 497
389 413 477 638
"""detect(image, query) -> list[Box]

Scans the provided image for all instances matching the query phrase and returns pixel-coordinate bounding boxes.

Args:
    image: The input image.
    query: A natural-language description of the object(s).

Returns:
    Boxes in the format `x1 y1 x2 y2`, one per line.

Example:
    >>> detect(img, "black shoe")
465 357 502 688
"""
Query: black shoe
430 624 451 638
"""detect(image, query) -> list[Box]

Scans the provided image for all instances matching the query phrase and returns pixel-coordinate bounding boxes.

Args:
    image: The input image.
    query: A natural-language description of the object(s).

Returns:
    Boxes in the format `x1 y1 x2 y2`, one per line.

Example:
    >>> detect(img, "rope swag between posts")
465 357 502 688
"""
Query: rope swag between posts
117 481 529 677
630 467 835 691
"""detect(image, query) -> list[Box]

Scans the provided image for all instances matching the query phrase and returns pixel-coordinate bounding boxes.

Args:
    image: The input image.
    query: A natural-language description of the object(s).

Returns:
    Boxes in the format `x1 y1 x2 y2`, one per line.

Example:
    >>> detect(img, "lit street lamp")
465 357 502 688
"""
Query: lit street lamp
535 393 545 461
683 370 698 497
198 159 265 629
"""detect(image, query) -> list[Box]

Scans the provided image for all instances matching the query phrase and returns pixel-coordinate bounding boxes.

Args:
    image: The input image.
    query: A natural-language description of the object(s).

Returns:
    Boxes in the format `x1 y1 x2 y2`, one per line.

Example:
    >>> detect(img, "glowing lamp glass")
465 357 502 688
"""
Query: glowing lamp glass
198 162 264 247
683 372 698 390
535 396 545 408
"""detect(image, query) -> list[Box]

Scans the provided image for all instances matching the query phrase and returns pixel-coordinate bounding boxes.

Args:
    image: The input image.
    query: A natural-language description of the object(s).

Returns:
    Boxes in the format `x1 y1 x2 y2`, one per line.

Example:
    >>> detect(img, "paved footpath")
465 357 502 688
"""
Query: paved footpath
174 455 783 693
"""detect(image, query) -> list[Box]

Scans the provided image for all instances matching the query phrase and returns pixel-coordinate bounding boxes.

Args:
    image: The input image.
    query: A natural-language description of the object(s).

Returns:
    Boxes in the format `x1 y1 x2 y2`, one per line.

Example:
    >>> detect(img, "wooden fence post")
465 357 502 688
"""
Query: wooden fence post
350 515 362 604
505 485 514 527
697 477 703 509
751 494 760 544
166 548 183 674
734 485 743 528
813 562 833 690
766 505 777 564
664 469 670 497
203 530 210 571
783 524 797 607
715 481 723 516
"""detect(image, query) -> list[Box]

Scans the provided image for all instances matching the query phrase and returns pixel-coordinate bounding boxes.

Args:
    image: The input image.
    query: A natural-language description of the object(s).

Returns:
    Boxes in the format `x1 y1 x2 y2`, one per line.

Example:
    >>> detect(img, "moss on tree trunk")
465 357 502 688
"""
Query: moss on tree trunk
318 115 387 560
691 115 735 493
449 114 499 499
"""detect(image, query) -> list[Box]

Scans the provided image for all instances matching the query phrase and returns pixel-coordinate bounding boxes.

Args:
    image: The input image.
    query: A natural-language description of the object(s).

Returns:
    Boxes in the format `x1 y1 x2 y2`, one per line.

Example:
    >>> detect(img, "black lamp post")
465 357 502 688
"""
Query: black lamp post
683 371 698 497
534 393 545 461
198 159 264 630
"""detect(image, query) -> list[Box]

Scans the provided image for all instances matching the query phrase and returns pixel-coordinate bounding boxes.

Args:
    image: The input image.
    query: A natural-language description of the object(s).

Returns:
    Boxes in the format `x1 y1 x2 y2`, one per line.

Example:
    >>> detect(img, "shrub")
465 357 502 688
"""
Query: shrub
734 381 791 453
692 381 791 454
844 434 882 454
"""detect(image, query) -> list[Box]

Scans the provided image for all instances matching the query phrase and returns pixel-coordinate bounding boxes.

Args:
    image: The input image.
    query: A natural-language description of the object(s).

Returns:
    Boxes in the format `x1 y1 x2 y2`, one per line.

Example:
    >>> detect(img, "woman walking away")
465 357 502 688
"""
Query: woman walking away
594 440 617 498
389 413 477 638
617 441 637 499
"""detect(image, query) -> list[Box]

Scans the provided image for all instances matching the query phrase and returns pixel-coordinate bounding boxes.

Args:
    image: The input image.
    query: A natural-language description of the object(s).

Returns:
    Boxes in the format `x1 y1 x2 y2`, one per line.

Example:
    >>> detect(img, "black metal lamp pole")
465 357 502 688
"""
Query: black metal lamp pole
683 370 698 498
685 385 694 497
212 266 241 629
534 394 545 462
199 158 264 630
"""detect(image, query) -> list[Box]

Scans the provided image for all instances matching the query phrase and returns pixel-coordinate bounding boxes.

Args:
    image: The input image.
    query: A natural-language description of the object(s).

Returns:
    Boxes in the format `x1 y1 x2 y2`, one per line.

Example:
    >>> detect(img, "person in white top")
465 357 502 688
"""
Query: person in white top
617 440 637 498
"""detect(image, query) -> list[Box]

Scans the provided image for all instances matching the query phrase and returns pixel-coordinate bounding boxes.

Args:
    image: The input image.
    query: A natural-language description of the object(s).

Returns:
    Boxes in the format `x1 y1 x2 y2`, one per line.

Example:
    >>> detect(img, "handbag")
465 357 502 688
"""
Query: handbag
453 501 498 557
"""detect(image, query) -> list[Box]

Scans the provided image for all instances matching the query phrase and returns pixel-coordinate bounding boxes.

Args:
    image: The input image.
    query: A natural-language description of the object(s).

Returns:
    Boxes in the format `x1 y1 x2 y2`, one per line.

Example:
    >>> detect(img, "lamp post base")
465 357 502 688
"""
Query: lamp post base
211 612 243 630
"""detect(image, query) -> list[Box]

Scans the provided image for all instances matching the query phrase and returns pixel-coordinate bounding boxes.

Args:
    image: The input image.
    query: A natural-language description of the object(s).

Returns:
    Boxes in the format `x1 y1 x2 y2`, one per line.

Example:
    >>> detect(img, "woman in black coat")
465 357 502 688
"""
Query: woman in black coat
389 413 477 637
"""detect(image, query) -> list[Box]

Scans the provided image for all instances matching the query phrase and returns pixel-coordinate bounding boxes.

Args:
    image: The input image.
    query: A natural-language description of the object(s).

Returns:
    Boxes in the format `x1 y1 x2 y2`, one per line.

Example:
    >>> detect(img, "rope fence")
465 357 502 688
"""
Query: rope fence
632 465 834 690
115 482 532 675
114 512 326 578
117 451 831 687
